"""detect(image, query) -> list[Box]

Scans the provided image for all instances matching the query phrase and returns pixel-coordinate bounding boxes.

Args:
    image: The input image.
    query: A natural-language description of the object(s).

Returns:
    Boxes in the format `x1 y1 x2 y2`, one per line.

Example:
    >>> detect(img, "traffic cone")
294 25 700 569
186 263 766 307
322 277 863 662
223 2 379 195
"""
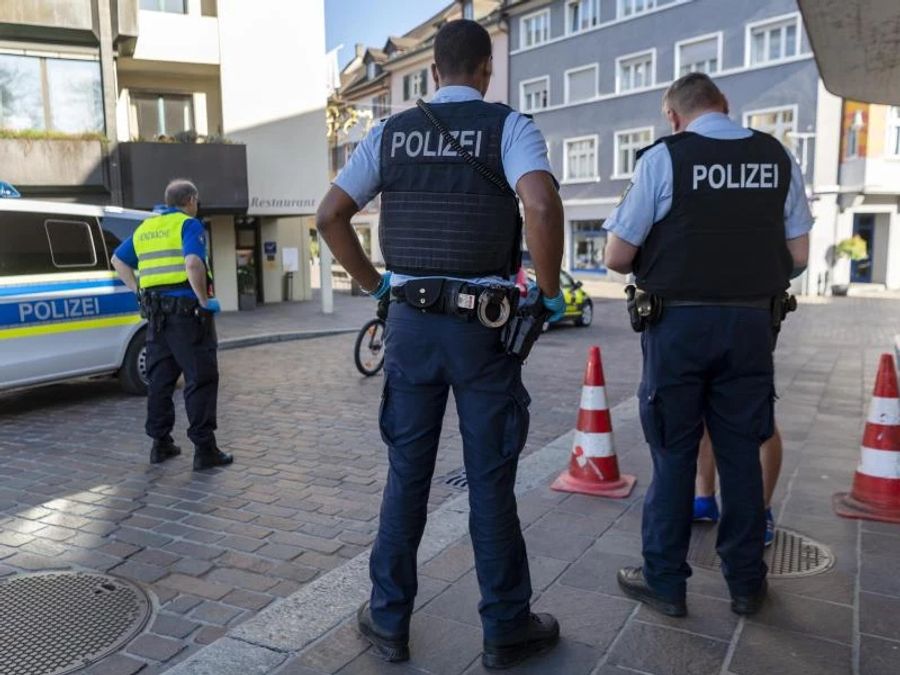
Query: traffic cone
833 353 900 523
551 346 636 498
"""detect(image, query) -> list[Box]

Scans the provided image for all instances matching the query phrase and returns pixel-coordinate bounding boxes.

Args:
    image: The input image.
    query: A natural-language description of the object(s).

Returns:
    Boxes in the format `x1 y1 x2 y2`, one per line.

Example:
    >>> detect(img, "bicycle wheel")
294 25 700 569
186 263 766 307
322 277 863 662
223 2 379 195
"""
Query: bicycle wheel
354 318 386 376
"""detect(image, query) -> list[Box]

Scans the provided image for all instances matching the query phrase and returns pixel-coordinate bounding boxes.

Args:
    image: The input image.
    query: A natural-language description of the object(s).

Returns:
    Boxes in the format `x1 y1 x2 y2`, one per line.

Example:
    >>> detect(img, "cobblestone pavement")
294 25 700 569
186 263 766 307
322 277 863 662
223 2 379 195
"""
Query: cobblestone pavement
0 293 898 673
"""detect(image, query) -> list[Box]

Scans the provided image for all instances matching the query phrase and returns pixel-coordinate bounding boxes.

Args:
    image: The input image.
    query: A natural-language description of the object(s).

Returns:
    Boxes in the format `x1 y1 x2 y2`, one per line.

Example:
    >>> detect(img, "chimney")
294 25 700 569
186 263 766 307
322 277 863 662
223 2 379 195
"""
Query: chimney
355 43 365 60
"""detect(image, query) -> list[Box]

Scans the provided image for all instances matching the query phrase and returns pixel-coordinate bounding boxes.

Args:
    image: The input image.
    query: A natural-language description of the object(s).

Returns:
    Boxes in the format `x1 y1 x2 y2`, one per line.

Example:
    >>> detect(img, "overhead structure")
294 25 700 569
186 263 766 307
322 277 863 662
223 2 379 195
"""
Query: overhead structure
798 0 900 105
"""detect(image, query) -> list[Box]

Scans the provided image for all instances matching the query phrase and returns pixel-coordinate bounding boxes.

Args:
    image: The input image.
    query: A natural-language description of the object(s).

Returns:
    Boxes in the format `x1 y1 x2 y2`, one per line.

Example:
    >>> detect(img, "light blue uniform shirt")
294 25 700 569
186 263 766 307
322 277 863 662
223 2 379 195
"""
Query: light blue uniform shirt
604 112 814 246
334 85 553 286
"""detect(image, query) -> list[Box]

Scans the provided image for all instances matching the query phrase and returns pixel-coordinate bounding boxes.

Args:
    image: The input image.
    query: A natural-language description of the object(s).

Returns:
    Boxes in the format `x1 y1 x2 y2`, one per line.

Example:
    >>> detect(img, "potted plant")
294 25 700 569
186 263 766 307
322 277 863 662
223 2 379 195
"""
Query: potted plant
831 235 868 296
237 264 257 310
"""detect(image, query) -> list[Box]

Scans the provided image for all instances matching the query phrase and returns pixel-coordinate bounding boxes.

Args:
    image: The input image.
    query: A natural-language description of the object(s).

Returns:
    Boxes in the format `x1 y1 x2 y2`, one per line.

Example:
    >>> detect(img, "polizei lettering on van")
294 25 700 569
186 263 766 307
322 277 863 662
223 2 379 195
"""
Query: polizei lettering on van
390 130 484 159
692 163 780 190
18 297 101 323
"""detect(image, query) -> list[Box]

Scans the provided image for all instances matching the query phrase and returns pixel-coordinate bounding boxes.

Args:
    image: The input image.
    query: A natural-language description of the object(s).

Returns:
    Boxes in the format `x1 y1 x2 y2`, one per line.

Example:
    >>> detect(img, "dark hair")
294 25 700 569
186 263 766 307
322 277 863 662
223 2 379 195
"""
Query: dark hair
164 179 199 207
434 19 492 77
663 73 726 115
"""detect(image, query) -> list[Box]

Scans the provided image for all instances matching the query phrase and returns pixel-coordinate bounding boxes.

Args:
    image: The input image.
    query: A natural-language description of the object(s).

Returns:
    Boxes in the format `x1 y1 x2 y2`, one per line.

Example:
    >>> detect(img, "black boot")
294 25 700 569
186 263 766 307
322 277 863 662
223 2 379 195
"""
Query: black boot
731 579 768 616
150 437 182 464
356 602 409 662
482 613 560 670
193 445 233 470
617 567 687 617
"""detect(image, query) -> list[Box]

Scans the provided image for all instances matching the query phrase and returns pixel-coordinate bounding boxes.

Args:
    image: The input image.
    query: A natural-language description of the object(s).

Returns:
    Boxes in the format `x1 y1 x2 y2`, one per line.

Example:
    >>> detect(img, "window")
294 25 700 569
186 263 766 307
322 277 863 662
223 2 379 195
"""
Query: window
521 77 549 113
846 110 864 159
521 10 550 49
372 93 390 118
887 107 900 157
675 34 721 77
571 221 606 272
614 127 653 177
747 14 800 66
616 50 655 92
132 93 194 139
366 61 378 80
0 53 103 134
567 0 600 34
564 136 599 182
101 215 144 261
402 69 428 101
45 220 97 268
565 65 597 104
744 106 797 151
618 0 673 19
462 0 474 20
140 0 187 13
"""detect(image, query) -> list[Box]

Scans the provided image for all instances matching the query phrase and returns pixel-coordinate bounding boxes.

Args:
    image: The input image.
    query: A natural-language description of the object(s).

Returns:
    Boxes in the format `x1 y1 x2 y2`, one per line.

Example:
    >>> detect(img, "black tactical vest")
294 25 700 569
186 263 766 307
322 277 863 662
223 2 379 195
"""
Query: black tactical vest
633 131 794 300
379 100 521 277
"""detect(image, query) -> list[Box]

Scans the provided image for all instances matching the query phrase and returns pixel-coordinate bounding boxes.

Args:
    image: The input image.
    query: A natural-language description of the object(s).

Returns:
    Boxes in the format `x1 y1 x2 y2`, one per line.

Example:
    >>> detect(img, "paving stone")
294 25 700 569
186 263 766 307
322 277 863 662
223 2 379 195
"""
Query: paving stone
114 527 172 549
207 567 280 592
558 548 642 599
81 653 146 675
534 508 617 537
152 613 201 639
110 560 168 583
0 531 34 547
860 634 900 675
193 625 227 645
747 588 852 644
637 591 737 641
860 591 900 642
256 543 305 561
159 573 232 600
420 570 481 627
271 561 320 583
191 600 245 625
219 534 266 553
730 622 851 675
166 594 204 614
337 651 429 674
270 580 302 598
532 583 634 650
419 539 475 582
222 589 276 611
270 531 344 555
131 548 181 567
464 639 602 675
608 621 728 675
172 558 215 576
527 555 569 592
523 525 594 562
5 552 70 571
126 633 185 662
290 622 371 674
297 551 344 571
164 540 225 561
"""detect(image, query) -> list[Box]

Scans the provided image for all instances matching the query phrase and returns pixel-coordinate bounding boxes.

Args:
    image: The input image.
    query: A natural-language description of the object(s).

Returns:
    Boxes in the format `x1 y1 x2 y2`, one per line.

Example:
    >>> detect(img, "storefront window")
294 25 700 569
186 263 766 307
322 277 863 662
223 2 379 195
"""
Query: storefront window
572 220 607 273
355 226 372 256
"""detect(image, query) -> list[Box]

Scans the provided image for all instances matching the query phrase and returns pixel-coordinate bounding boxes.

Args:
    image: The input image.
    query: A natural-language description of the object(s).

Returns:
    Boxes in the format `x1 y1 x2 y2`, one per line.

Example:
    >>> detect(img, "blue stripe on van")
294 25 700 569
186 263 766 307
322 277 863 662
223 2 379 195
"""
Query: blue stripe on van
0 291 139 328
0 279 126 298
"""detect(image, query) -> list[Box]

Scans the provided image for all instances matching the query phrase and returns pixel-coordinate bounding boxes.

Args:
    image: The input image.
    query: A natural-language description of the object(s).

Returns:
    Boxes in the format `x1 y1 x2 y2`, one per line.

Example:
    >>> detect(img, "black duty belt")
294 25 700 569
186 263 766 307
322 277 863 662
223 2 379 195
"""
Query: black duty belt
392 278 519 328
140 292 201 318
665 298 772 309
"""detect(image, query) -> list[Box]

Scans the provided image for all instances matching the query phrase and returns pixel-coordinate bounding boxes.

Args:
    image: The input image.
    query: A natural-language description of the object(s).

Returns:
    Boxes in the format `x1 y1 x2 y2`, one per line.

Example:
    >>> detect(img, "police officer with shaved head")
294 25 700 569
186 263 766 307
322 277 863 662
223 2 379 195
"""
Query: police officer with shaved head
111 179 232 471
317 18 564 671
604 73 813 618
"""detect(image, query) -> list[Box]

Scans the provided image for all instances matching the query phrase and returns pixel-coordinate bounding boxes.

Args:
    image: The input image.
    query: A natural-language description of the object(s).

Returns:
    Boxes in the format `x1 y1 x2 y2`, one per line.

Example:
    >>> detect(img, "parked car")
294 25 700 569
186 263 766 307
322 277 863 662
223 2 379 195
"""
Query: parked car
525 269 593 327
0 184 152 394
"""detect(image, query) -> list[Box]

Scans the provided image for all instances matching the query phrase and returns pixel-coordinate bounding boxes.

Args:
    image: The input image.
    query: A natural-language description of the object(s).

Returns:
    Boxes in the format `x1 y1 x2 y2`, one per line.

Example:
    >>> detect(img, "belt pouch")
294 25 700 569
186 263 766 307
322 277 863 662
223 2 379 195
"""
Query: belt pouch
404 278 445 311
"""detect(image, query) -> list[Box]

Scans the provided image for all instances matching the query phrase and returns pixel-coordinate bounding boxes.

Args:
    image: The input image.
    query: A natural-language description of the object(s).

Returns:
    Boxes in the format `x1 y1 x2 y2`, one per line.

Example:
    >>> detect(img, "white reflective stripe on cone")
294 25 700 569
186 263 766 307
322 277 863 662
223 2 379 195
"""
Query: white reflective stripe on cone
867 396 900 426
573 430 614 458
858 446 900 479
580 386 608 412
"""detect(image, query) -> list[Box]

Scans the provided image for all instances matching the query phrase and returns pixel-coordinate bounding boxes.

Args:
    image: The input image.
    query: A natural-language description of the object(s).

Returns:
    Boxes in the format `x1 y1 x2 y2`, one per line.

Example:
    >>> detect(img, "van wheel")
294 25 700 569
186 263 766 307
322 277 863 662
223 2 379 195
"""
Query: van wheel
119 328 149 395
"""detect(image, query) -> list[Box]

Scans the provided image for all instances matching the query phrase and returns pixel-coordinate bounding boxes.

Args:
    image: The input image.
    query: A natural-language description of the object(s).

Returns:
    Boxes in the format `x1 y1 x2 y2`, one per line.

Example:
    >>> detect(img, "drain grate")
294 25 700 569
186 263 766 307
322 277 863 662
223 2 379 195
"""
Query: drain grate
0 572 152 675
687 526 835 577
441 467 468 490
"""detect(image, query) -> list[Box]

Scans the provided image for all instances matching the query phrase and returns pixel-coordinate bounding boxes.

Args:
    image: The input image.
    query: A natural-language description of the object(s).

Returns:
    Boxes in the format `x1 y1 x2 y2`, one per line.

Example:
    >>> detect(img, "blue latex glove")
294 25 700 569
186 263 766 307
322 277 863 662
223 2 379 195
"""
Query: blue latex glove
204 298 221 314
368 272 392 301
543 291 566 322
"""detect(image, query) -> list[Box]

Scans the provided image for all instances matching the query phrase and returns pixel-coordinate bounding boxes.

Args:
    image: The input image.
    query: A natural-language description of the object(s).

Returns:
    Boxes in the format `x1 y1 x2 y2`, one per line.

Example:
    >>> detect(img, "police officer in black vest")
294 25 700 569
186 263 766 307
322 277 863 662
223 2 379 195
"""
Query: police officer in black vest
604 74 812 618
317 19 565 670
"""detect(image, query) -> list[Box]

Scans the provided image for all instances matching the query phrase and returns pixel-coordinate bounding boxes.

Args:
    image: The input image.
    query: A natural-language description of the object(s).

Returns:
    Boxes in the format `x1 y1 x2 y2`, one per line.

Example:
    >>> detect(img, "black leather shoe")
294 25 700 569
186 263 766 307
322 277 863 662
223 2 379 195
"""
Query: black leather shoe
193 447 233 470
356 602 409 662
482 613 560 670
617 567 687 617
150 438 181 464
731 580 768 616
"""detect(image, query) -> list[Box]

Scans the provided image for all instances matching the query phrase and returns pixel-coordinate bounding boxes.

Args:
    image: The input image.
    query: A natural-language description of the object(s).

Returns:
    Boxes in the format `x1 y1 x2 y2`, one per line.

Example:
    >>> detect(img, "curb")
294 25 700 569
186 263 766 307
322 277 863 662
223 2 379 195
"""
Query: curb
218 328 357 351
164 397 641 674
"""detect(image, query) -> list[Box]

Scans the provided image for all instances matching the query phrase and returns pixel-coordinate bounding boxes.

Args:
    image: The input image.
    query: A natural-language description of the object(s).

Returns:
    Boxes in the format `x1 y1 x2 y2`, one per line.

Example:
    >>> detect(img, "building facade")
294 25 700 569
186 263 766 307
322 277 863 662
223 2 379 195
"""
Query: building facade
330 0 508 265
505 0 900 292
0 0 329 310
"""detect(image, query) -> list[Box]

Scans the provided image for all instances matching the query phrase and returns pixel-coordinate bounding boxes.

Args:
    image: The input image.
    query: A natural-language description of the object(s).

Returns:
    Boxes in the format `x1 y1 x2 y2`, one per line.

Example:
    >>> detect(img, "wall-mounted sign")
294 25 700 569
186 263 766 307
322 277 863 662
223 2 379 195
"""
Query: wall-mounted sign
282 247 300 272
264 241 277 261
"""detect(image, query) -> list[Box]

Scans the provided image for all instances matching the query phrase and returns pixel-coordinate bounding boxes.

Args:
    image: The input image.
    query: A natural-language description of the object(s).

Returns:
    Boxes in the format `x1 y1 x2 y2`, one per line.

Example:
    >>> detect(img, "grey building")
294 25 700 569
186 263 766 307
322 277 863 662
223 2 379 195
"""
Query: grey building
505 0 821 279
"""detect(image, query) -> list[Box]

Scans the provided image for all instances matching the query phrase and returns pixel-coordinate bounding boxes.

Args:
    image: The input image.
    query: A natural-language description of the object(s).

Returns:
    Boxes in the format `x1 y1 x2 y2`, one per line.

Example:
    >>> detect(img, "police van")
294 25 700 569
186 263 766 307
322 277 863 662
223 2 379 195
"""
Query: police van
0 182 152 394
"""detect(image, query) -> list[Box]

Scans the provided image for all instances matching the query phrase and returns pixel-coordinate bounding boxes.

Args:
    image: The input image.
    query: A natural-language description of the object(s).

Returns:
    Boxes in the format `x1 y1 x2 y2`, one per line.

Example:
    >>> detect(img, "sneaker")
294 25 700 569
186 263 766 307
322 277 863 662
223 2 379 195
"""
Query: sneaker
482 613 560 670
764 508 775 547
693 496 719 523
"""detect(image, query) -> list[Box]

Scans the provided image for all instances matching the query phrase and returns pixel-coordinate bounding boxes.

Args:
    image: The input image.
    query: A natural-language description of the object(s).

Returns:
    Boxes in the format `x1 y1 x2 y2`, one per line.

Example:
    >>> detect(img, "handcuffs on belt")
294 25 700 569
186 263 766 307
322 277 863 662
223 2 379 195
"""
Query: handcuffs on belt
393 279 516 329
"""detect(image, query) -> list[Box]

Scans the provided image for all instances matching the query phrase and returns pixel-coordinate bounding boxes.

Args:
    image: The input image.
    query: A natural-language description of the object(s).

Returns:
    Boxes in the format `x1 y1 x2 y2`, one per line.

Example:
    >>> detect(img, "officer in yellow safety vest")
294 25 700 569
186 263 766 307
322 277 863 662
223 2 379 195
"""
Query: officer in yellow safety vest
111 179 232 470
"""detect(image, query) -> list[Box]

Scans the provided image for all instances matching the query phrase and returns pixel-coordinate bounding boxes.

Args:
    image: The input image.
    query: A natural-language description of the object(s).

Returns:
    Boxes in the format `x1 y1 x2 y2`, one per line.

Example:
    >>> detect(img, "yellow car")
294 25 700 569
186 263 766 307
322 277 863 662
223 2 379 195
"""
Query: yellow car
527 269 593 327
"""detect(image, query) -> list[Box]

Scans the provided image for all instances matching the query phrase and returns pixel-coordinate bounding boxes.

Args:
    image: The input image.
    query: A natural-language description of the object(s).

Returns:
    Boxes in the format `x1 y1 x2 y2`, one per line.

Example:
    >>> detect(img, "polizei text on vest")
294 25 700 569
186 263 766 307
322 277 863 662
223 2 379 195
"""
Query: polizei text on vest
692 163 780 190
391 130 484 159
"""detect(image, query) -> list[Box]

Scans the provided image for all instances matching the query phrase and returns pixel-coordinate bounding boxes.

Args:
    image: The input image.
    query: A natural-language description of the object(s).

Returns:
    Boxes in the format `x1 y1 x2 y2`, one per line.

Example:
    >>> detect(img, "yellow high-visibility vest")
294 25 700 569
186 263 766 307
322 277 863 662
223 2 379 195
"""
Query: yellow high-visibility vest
132 211 211 290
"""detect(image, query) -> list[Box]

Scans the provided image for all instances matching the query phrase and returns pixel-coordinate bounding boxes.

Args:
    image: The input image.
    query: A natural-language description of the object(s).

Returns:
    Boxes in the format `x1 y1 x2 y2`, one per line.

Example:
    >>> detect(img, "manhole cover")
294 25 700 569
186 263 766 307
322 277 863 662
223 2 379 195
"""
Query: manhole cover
0 572 152 675
440 467 468 490
687 526 835 577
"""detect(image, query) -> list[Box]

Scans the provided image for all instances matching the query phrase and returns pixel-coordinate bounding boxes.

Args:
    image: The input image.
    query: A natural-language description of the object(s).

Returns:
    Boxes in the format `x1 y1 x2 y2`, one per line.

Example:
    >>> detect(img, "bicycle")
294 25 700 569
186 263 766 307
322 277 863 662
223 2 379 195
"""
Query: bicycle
354 299 388 376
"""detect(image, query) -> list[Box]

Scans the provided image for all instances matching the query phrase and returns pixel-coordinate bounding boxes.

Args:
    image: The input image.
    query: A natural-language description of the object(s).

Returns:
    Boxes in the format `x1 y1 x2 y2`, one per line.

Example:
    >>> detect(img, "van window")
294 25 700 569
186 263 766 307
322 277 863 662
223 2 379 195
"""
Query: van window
0 211 55 276
45 219 97 268
101 214 145 257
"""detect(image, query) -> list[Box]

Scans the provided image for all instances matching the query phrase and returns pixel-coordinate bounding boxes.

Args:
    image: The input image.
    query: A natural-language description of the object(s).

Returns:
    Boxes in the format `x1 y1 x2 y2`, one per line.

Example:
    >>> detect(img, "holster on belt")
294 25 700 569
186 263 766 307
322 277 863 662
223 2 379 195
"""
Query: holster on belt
771 291 798 337
624 285 663 333
501 288 550 362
